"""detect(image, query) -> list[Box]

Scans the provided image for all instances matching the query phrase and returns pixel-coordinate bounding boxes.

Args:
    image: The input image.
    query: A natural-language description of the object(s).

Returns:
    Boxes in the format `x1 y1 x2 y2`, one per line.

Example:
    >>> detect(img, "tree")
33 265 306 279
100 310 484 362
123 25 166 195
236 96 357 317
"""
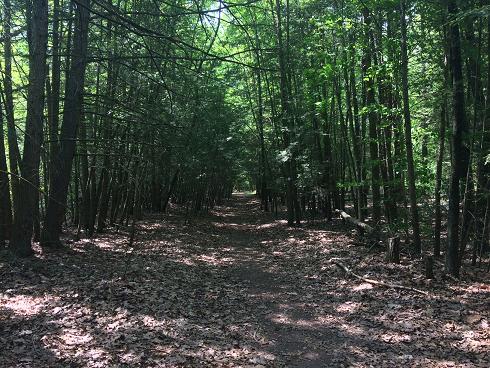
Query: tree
399 0 422 253
362 7 381 224
9 0 49 256
41 0 91 248
0 88 11 245
446 0 470 277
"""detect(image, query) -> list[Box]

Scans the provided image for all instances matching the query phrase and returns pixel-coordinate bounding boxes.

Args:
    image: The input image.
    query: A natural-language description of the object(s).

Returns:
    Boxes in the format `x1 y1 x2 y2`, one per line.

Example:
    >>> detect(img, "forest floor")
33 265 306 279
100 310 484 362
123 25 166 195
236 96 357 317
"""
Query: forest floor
1 194 489 368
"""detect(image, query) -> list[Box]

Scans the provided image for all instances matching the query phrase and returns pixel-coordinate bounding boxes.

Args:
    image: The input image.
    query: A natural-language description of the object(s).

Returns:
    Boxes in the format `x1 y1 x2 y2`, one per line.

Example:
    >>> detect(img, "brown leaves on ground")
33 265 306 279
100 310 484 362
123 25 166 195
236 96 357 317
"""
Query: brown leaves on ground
0 194 489 367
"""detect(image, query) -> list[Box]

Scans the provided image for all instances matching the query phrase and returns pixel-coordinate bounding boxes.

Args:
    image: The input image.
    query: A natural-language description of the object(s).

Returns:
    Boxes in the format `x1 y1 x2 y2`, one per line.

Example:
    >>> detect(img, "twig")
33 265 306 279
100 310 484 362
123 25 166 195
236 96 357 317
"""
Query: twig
330 259 429 296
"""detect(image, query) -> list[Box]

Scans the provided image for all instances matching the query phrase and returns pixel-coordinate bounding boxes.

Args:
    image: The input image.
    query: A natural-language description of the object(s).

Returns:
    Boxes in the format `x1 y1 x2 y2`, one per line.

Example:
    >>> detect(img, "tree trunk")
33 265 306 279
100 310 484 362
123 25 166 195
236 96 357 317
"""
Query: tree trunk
362 8 381 224
274 0 298 225
0 91 12 245
349 46 366 220
9 0 49 256
47 0 62 187
446 0 470 277
41 0 90 248
434 102 447 257
474 16 490 258
3 0 21 209
424 255 434 279
386 237 400 264
400 0 422 254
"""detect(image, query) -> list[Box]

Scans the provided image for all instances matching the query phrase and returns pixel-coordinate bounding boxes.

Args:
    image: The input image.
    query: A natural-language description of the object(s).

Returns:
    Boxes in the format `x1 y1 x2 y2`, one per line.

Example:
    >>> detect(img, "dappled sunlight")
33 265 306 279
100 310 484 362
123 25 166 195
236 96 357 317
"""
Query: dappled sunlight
256 221 284 230
193 253 236 266
338 323 366 337
0 293 54 316
1 194 488 367
352 282 374 291
335 301 362 314
55 326 94 346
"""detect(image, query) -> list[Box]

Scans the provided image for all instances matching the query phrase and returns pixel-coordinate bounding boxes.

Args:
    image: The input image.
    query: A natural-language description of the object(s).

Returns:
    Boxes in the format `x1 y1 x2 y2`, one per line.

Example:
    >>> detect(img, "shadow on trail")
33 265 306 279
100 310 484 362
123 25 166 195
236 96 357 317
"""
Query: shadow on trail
1 193 488 367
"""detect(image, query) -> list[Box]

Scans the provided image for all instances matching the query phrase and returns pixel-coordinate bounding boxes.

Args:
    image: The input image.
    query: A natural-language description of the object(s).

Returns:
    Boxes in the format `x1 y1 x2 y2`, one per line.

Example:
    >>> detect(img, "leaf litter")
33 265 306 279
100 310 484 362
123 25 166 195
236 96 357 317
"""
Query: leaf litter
0 195 488 367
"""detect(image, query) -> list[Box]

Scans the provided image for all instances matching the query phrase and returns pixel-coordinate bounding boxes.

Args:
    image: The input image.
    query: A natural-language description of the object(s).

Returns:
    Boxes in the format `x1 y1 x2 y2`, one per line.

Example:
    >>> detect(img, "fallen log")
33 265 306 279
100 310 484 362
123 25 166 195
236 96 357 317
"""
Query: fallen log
335 209 375 236
330 259 429 296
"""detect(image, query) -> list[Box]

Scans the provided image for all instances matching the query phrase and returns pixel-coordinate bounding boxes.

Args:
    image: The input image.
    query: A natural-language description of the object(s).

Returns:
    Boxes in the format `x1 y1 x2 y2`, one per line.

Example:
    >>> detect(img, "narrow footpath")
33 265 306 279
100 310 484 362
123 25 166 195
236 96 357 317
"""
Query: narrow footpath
0 194 488 367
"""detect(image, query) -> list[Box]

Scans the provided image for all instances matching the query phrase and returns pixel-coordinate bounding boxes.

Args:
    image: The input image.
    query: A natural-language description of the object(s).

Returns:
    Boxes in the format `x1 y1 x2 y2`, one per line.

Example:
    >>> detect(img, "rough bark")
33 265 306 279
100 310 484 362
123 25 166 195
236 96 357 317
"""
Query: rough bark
9 0 49 256
386 237 400 264
425 255 434 279
41 0 90 248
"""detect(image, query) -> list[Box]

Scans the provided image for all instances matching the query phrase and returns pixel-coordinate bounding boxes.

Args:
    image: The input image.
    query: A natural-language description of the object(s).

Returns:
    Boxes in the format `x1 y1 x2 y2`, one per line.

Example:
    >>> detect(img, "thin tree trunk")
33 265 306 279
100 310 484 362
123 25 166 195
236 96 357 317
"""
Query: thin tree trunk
434 102 447 256
400 0 422 253
362 8 381 224
446 0 470 277
3 0 21 209
47 0 62 186
0 89 12 245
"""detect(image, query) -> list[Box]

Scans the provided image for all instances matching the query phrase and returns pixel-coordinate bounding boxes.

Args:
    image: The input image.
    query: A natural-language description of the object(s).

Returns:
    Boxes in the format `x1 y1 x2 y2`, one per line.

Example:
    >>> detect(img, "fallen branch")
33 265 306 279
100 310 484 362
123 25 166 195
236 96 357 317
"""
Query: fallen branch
330 259 429 296
335 209 375 236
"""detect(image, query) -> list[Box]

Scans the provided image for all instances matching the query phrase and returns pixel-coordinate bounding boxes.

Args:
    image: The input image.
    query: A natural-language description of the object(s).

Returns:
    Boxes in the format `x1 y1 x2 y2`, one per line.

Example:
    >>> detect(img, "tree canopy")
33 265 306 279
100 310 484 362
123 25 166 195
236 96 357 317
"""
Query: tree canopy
0 0 489 275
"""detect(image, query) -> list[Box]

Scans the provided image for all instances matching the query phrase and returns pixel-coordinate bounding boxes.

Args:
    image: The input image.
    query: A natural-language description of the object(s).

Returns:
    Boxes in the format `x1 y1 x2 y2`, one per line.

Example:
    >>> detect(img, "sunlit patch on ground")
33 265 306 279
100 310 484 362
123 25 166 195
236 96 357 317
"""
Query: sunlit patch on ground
1 194 489 367
335 301 362 314
0 294 51 316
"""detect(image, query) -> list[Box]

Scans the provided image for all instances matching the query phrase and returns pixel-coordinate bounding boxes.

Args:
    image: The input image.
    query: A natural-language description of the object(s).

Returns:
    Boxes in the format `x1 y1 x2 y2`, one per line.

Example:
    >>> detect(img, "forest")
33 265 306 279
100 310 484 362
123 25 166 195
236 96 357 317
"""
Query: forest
0 0 489 367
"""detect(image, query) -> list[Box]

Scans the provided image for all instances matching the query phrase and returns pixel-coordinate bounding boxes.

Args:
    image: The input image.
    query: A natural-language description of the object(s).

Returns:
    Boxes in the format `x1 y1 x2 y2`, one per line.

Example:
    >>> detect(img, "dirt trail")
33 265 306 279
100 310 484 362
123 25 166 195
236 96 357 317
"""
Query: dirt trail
0 194 488 367
212 194 345 367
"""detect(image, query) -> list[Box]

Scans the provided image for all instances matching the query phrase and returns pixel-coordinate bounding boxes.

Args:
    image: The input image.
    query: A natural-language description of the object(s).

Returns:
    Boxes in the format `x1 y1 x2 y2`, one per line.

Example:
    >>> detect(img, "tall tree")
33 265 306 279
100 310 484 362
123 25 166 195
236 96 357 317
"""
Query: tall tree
41 0 91 248
274 0 300 225
399 0 422 253
362 7 381 223
9 0 49 256
3 0 21 209
446 0 470 277
0 89 12 245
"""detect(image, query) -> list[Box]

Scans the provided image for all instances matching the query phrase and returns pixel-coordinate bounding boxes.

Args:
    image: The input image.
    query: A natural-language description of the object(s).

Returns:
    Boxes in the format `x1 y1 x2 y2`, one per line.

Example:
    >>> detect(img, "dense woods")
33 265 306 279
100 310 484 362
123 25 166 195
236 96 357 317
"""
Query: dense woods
0 1 489 366
0 1 489 272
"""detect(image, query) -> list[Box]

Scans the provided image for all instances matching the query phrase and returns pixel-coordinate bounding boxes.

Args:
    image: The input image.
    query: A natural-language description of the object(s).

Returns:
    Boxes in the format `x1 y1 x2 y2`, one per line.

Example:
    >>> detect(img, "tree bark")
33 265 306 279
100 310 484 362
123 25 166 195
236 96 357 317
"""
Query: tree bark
274 0 298 225
9 0 49 256
400 0 422 253
0 88 12 244
41 0 90 248
362 8 381 224
47 0 62 187
386 237 400 264
3 0 21 209
446 0 470 277
434 102 447 257
474 16 490 257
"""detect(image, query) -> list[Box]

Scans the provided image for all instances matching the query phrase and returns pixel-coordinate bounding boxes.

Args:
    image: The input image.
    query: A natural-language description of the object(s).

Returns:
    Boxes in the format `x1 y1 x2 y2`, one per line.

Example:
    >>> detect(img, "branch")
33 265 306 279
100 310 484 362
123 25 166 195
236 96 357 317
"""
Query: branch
329 259 429 296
